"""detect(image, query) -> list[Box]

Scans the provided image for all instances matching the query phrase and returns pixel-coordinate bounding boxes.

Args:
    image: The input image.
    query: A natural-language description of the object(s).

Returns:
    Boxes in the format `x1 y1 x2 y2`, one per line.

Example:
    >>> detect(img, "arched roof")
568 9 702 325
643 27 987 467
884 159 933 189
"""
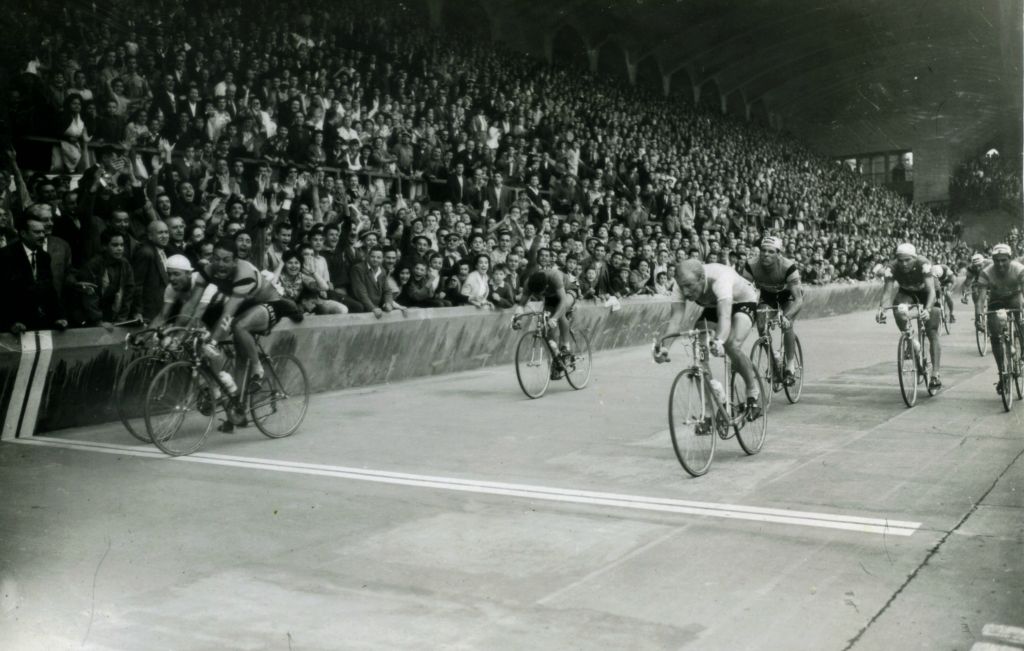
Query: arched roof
477 0 1022 149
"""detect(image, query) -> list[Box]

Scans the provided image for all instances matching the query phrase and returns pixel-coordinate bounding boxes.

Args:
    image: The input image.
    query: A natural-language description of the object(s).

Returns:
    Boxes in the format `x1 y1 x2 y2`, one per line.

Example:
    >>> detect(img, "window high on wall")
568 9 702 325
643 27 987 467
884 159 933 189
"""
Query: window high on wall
837 149 914 199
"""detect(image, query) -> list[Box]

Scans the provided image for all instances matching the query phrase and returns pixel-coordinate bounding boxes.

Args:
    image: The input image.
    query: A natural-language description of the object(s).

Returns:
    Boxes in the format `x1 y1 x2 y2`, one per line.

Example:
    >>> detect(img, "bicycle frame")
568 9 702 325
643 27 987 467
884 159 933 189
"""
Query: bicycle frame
511 311 562 360
658 329 741 431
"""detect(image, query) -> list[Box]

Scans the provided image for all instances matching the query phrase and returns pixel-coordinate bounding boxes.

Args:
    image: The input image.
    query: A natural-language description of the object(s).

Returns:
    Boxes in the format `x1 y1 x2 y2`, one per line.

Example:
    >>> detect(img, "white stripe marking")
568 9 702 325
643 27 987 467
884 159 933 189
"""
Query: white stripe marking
1 333 38 441
970 643 1020 651
10 437 922 536
983 624 1024 645
19 331 53 438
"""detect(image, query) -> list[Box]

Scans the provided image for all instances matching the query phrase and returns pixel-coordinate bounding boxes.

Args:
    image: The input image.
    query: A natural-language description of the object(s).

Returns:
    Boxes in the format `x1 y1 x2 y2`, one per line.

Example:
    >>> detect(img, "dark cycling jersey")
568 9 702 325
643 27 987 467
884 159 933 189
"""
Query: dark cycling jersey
526 268 579 311
884 255 932 292
744 254 800 306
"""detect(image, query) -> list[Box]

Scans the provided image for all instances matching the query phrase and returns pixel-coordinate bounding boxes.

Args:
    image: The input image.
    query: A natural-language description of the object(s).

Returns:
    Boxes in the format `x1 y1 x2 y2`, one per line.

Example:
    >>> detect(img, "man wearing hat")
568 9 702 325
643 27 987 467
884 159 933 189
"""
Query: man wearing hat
742 235 804 386
975 244 1024 395
961 252 989 312
876 242 944 391
402 234 432 271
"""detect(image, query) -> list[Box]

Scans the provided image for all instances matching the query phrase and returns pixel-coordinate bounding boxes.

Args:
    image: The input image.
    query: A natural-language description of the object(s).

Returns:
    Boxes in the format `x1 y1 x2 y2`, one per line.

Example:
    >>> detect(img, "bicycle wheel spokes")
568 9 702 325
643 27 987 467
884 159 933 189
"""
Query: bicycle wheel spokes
564 330 592 390
1012 324 1024 401
732 371 768 455
668 370 716 477
897 334 918 408
145 361 215 456
117 354 166 443
749 340 774 410
515 333 551 399
976 324 988 356
250 355 309 439
783 335 804 404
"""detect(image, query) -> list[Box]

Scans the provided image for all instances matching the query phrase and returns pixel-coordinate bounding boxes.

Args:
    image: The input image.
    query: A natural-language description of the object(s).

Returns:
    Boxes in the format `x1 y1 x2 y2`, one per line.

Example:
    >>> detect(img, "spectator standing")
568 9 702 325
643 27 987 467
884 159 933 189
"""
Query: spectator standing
0 214 67 333
132 220 170 320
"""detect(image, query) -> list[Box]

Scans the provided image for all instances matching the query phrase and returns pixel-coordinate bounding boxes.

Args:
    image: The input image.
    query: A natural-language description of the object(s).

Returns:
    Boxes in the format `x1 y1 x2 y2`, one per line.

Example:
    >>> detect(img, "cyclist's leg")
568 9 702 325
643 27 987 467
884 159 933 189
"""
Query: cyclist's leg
987 303 1006 387
892 290 915 332
781 297 801 371
556 293 576 351
944 288 955 320
232 305 271 380
724 306 758 401
925 304 942 383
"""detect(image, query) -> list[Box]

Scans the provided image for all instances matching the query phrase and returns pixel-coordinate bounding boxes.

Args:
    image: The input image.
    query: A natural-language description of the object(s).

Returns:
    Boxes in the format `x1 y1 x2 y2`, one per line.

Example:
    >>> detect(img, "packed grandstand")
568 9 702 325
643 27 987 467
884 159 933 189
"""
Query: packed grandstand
0 0 1020 331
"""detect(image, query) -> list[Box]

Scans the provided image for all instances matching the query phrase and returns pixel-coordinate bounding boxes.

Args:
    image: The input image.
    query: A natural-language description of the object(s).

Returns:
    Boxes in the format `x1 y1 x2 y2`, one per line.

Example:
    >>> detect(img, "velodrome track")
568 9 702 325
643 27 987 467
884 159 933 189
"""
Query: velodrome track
1 308 1022 650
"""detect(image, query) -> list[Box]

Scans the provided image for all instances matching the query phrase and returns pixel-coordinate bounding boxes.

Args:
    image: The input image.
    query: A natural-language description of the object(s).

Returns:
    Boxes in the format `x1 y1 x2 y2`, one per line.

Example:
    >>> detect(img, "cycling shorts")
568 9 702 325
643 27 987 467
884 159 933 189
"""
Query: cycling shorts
699 302 757 324
235 298 304 333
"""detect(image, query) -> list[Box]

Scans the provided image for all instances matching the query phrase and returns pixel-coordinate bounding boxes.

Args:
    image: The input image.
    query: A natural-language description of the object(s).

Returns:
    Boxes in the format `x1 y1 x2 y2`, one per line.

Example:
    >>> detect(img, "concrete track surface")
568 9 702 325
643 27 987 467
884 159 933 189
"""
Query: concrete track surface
1 309 1022 651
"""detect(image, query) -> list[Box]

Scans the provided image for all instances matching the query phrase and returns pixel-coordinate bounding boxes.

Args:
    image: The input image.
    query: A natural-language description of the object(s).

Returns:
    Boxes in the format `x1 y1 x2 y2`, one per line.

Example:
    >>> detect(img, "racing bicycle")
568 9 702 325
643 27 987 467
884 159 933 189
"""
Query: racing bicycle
750 306 804 409
143 328 309 456
654 329 767 477
877 304 937 407
983 308 1023 411
511 310 592 398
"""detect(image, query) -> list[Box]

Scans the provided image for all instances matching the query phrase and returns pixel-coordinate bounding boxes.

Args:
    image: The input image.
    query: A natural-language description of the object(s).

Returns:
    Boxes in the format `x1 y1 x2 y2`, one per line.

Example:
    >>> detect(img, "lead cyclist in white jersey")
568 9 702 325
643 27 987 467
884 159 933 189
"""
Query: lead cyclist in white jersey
654 259 763 418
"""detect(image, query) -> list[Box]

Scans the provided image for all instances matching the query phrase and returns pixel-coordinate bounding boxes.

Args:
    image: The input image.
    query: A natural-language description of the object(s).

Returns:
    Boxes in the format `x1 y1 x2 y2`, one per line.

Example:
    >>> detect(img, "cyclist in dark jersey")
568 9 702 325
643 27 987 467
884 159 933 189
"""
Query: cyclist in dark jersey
962 253 989 325
194 239 302 389
742 236 803 386
976 243 1024 394
514 267 578 379
876 242 943 390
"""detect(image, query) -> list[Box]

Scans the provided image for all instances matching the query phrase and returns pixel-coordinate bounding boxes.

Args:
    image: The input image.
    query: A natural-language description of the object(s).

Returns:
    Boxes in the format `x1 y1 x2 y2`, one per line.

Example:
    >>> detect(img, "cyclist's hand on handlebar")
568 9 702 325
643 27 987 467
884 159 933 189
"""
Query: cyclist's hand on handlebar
652 341 670 364
779 315 792 331
875 308 887 324
547 317 558 331
960 294 968 304
710 338 726 357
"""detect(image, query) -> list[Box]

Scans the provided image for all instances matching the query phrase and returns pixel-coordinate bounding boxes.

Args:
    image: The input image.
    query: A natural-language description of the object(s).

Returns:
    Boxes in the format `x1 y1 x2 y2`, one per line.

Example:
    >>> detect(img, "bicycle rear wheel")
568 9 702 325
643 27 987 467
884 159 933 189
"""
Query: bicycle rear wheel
783 335 804 404
564 329 592 390
250 355 310 438
117 354 165 443
941 309 950 335
732 371 768 455
668 369 716 477
897 334 918 407
749 340 774 410
999 332 1014 412
145 361 216 456
515 332 551 399
976 323 988 356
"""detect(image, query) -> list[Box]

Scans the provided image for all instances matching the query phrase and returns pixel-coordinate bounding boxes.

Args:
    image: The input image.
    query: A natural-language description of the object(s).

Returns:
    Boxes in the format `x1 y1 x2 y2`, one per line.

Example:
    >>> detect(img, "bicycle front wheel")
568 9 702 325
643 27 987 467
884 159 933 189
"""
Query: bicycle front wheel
897 334 918 408
668 369 715 477
250 355 310 439
749 340 774 410
515 332 551 399
145 361 216 456
117 354 166 442
1000 333 1014 412
976 323 988 356
732 371 768 455
564 329 592 390
783 335 804 404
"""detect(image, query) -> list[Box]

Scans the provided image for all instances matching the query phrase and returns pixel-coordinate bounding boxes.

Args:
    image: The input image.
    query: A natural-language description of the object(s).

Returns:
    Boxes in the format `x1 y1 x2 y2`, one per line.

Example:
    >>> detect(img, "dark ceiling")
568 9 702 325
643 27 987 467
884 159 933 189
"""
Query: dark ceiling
476 0 1022 151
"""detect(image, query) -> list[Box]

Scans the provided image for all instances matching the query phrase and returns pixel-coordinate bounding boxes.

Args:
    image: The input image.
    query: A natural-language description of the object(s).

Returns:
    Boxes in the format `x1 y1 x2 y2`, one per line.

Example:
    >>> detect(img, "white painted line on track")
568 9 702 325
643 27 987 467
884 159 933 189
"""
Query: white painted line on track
10 437 923 536
970 643 1021 651
982 624 1024 645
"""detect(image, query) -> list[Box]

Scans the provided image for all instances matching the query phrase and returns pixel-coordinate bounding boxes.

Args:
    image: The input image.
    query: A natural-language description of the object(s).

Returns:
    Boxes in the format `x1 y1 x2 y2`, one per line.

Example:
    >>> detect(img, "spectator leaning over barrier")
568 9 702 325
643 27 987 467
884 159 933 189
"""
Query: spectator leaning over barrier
462 252 493 309
349 246 405 318
73 227 140 328
0 212 67 333
132 219 170 321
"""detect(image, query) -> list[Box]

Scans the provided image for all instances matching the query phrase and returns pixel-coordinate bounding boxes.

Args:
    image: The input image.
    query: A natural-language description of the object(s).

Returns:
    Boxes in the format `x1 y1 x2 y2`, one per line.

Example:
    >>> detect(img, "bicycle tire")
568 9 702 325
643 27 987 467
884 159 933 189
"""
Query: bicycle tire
923 329 938 398
783 335 804 404
749 339 774 410
942 310 950 335
515 332 551 399
145 361 216 456
250 354 309 439
976 323 988 356
668 369 715 477
732 371 768 455
897 334 918 408
564 329 592 390
116 354 165 442
1014 322 1024 400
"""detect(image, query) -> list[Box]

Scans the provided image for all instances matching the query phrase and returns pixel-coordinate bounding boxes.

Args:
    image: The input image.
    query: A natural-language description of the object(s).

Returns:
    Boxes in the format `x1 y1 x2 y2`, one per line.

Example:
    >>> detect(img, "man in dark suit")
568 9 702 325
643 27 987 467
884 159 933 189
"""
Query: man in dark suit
349 247 404 318
484 171 514 222
447 162 467 204
0 214 67 333
131 220 170 321
151 74 180 122
33 203 73 304
177 86 205 121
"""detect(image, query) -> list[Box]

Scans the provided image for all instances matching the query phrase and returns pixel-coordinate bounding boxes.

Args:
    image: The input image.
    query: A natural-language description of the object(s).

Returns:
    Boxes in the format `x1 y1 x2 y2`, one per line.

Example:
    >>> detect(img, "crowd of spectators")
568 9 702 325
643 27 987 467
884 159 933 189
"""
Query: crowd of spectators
950 151 1023 215
0 0 976 333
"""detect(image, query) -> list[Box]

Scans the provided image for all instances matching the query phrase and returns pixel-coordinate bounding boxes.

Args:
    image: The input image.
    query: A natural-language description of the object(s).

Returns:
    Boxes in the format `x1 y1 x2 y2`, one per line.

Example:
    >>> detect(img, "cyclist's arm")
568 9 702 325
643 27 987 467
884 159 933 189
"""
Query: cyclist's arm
213 293 246 340
549 286 569 322
150 285 181 329
662 300 689 341
714 298 732 342
182 283 220 327
782 273 803 320
923 275 937 312
976 286 989 319
878 277 894 309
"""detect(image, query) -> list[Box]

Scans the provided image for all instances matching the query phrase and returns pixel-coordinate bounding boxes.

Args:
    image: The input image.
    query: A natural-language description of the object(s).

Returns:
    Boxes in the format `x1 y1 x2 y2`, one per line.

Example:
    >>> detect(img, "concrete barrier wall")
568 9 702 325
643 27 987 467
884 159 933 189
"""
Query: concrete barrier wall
19 280 895 434
0 334 24 439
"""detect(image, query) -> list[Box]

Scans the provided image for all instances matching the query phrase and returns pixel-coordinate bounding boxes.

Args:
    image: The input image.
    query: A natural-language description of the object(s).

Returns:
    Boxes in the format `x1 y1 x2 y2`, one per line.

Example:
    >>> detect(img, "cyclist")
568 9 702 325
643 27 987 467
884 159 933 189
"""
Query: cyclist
930 262 957 324
194 239 303 393
741 235 803 386
654 258 762 418
962 253 989 325
514 267 578 380
876 242 943 391
975 243 1024 395
150 255 221 330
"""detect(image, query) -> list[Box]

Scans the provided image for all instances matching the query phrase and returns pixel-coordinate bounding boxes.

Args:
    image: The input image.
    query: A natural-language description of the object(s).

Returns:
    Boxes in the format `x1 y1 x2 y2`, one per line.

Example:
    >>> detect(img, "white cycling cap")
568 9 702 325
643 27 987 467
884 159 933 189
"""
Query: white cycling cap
166 254 193 272
895 243 916 256
970 253 985 264
760 236 783 251
991 243 1012 256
